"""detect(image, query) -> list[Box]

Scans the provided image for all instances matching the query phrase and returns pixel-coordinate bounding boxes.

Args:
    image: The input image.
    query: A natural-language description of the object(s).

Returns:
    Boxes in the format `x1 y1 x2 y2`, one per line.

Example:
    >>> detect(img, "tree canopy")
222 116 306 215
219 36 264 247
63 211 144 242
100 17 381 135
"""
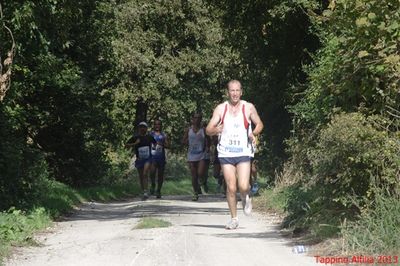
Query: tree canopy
0 0 398 216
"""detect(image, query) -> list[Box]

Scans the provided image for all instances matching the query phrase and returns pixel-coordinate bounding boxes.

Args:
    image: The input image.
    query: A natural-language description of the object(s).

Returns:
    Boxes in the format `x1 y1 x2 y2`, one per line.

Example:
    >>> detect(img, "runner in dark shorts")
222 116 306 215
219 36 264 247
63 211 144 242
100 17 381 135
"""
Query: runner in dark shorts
150 119 169 199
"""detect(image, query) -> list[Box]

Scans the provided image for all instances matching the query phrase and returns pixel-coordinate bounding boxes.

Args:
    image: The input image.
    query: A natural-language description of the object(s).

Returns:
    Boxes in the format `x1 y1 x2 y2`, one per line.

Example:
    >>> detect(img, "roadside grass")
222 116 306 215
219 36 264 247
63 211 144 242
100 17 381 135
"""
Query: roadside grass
0 155 195 264
0 208 51 261
340 189 400 256
163 172 220 196
254 187 288 215
133 217 172 229
0 176 142 263
255 181 400 256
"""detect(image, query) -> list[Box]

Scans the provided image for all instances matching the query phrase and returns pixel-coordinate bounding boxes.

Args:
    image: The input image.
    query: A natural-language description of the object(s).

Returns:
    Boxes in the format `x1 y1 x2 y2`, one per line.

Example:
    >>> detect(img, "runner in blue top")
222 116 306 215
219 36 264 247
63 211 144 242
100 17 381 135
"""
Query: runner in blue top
150 119 169 199
126 121 156 200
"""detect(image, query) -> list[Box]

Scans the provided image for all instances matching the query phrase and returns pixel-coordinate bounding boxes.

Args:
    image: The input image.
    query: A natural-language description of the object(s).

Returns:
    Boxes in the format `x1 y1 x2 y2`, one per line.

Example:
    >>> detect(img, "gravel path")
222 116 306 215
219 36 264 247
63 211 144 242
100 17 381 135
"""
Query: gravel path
6 194 316 266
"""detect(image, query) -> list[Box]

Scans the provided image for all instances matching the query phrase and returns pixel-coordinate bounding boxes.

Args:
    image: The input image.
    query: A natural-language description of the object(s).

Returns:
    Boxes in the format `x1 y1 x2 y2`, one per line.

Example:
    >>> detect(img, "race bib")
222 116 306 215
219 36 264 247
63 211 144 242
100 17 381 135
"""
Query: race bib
151 144 163 155
156 144 163 153
224 134 243 153
190 144 203 154
138 146 150 159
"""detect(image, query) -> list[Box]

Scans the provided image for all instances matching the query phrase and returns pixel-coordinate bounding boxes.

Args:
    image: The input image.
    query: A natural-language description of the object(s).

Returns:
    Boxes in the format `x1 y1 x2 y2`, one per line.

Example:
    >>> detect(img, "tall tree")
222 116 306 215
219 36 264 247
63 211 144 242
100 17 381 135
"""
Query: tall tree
210 0 319 174
0 3 15 102
111 0 237 146
0 1 116 190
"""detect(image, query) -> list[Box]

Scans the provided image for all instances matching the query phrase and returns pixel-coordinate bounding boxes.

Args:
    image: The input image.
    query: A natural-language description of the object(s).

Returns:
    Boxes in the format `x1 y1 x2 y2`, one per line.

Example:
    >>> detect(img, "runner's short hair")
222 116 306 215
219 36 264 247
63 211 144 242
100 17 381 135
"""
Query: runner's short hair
227 80 242 90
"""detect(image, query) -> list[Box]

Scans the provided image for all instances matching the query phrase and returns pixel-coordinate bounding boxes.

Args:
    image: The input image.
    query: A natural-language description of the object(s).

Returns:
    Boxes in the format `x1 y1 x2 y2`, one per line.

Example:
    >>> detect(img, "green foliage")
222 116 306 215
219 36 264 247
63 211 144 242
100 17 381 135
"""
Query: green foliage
277 0 400 247
283 183 344 238
111 0 237 147
0 208 50 243
280 112 399 240
292 0 400 127
341 188 400 255
0 177 142 263
0 207 51 259
0 0 116 195
0 106 50 210
37 179 140 217
257 187 290 214
309 113 399 207
164 153 190 180
212 0 319 174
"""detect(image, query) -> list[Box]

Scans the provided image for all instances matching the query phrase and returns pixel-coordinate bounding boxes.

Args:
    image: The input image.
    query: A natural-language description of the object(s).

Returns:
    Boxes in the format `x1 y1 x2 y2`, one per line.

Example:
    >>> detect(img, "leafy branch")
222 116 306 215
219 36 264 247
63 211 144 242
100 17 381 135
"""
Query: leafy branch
0 3 15 102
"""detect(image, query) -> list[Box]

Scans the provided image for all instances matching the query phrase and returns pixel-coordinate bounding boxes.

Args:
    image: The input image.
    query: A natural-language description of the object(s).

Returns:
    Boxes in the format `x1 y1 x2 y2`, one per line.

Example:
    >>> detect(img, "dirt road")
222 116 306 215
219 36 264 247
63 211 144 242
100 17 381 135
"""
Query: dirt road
6 195 316 266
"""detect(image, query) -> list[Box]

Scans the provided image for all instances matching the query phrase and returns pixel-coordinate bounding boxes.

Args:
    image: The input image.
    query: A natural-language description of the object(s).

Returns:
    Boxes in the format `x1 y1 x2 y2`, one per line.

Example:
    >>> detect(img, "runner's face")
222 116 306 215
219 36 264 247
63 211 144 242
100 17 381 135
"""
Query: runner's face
227 83 242 104
192 114 202 126
138 126 147 135
154 121 162 131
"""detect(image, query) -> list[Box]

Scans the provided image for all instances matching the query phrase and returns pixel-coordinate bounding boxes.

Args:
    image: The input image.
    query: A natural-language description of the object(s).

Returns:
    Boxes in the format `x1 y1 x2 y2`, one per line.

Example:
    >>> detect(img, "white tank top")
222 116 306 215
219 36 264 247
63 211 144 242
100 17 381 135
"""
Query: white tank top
217 101 252 158
187 127 206 161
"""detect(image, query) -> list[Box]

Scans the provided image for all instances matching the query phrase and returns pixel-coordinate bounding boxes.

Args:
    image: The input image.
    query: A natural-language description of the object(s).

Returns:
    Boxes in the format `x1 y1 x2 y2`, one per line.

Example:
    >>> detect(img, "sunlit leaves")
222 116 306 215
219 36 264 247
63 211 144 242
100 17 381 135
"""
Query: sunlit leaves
111 0 236 144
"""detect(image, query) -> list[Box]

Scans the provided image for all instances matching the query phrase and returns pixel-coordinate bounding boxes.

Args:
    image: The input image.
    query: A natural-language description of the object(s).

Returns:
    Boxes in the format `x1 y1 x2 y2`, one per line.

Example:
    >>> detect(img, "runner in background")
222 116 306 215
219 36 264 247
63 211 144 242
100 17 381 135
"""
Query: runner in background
201 121 211 193
250 135 259 195
211 135 224 195
150 119 169 199
182 112 208 201
125 122 156 200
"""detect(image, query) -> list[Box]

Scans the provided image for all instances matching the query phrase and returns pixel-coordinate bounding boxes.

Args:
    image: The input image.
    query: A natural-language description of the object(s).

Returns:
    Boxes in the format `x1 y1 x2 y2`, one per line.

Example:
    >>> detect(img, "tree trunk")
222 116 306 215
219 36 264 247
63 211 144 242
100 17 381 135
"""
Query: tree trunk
134 98 148 131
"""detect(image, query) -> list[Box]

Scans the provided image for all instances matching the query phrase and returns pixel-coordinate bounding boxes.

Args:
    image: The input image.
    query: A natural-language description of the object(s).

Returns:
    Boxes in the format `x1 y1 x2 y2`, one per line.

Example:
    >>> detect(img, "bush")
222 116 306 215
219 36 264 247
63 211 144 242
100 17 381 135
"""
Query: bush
280 112 399 238
0 115 50 210
0 207 51 259
308 112 399 208
164 153 190 180
341 188 400 255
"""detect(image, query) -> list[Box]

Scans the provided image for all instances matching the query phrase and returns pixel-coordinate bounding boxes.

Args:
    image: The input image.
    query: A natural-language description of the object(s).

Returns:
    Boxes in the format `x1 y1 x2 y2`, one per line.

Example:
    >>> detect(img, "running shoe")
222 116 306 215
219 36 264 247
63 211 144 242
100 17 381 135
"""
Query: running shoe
192 193 199 201
251 182 259 195
242 194 252 216
203 183 209 193
142 192 149 201
225 218 239 230
150 185 155 195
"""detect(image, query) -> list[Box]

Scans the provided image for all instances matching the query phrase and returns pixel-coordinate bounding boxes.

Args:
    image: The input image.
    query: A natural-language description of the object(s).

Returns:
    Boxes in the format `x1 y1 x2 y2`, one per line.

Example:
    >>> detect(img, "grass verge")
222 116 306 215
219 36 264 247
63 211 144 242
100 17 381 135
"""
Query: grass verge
133 217 172 229
0 167 196 264
340 189 400 256
255 182 400 256
0 177 142 264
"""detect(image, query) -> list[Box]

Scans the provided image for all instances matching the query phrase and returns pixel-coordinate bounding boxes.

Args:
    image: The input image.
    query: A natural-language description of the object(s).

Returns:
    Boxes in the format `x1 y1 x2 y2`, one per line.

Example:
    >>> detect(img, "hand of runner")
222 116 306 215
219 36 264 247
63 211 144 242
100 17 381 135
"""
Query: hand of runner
216 124 224 134
248 132 256 144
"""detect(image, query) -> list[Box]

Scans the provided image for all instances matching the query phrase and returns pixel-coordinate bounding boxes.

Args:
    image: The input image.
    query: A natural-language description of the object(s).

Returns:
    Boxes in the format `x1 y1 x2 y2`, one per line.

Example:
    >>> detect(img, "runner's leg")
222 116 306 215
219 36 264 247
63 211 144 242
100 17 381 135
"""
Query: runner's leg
197 159 207 193
237 161 251 198
142 161 151 193
157 162 165 195
222 164 238 218
189 161 200 195
150 162 157 195
137 167 145 191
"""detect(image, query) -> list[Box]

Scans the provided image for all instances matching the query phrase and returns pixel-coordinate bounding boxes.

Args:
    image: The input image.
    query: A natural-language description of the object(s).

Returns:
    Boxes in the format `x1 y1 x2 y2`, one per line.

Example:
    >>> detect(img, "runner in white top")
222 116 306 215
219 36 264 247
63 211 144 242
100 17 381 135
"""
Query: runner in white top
217 99 253 158
206 80 263 229
182 112 210 201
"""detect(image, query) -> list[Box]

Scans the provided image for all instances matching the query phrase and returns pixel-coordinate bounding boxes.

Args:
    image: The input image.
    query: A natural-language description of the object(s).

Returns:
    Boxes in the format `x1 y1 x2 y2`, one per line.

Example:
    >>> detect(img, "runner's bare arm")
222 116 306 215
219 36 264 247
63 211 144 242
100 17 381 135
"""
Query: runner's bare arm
182 127 189 145
164 135 170 149
249 103 263 136
206 104 224 136
205 133 211 152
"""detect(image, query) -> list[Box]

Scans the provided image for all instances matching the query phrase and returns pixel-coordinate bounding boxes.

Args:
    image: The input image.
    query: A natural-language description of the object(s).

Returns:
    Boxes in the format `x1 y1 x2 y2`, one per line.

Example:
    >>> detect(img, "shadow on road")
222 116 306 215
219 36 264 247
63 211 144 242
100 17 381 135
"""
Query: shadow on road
62 195 229 222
